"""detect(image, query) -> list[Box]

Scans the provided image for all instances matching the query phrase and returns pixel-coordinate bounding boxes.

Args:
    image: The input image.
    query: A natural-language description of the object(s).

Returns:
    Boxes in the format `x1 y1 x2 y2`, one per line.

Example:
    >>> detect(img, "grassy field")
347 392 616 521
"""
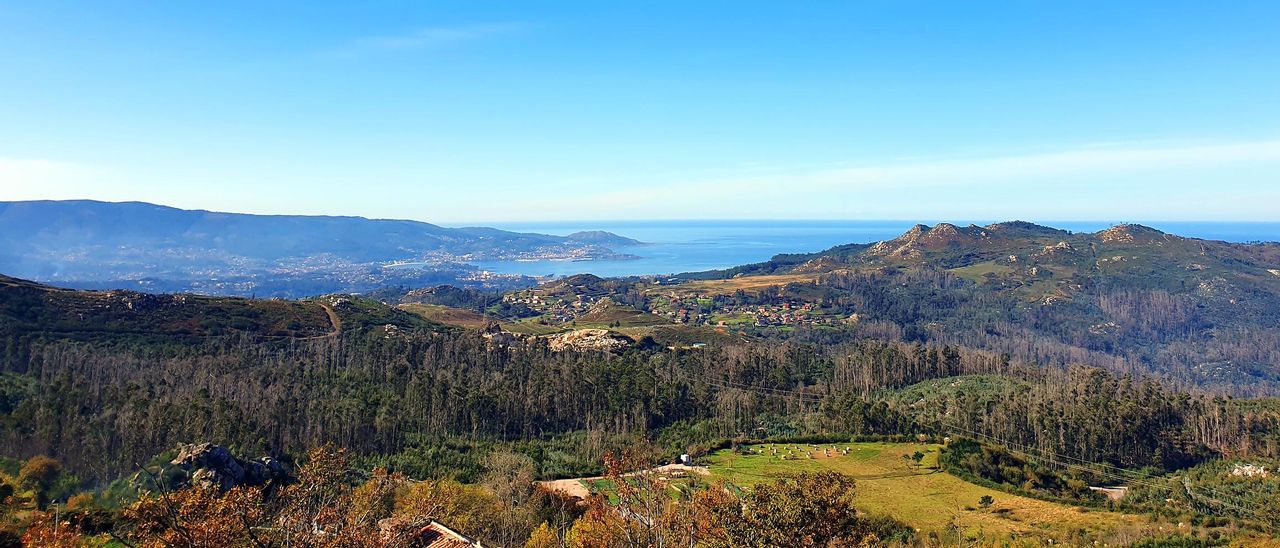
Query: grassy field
546 441 1250 544
575 302 671 328
502 319 567 336
398 303 495 329
706 442 1148 541
399 304 576 336
948 261 1015 282
398 302 739 347
659 273 820 297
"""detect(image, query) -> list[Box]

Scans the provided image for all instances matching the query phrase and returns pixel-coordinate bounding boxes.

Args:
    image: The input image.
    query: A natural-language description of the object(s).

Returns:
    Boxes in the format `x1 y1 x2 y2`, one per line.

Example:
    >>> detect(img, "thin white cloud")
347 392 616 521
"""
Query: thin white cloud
7 139 1279 223
330 23 527 59
578 139 1280 206
803 139 1280 189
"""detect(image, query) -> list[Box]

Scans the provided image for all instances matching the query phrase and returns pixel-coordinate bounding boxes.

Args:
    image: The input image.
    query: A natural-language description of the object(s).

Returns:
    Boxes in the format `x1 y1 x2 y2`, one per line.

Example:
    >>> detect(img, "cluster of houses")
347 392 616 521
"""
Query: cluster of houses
457 269 524 284
654 295 838 328
642 295 707 324
742 303 829 327
502 292 603 323
663 306 710 324
717 302 837 328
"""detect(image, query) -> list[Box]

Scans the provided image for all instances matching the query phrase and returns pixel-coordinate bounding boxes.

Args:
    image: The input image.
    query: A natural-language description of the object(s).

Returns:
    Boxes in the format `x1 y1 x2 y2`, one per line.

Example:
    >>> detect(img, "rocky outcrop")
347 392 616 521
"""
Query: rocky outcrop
169 443 286 491
1098 224 1168 245
482 323 525 348
867 224 929 260
866 223 995 260
1032 241 1076 260
916 223 987 249
1230 463 1270 478
791 256 845 274
546 329 633 352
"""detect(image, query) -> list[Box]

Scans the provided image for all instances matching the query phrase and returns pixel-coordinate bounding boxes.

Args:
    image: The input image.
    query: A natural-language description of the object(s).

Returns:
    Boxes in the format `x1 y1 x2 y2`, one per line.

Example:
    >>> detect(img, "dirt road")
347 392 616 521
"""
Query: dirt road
536 463 709 500
299 302 342 340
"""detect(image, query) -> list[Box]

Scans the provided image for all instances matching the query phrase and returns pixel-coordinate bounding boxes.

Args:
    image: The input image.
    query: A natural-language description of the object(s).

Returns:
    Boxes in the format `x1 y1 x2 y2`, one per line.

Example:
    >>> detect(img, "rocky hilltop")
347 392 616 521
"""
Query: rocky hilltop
798 221 1280 284
645 221 1280 391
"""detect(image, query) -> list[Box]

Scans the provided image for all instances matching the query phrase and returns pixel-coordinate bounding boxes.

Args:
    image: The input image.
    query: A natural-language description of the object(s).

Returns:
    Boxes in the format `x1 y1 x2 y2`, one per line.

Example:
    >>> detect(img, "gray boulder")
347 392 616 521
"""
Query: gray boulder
170 443 285 491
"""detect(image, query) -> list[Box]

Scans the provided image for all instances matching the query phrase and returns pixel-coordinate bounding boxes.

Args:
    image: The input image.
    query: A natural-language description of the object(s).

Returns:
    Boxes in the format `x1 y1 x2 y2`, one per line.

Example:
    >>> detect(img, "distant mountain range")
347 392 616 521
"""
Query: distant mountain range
0 200 641 296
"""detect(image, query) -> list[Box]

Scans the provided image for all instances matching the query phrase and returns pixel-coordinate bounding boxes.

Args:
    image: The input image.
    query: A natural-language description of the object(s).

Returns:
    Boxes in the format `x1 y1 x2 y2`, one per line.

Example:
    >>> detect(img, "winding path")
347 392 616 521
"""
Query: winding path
299 302 342 340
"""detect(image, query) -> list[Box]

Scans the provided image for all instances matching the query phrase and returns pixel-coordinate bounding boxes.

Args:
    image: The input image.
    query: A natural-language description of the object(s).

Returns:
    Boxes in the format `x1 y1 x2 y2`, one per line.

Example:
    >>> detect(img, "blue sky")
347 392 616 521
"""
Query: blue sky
1 1 1278 223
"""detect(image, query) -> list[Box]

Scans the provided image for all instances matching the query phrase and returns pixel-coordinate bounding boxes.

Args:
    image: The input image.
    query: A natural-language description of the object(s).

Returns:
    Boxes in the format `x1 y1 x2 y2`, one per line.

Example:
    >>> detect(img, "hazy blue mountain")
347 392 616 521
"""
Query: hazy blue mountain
0 200 638 296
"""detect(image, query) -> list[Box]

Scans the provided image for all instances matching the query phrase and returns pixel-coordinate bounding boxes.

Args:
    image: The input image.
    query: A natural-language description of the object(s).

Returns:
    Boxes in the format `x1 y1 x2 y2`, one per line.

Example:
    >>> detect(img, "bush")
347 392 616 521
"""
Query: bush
1132 534 1225 548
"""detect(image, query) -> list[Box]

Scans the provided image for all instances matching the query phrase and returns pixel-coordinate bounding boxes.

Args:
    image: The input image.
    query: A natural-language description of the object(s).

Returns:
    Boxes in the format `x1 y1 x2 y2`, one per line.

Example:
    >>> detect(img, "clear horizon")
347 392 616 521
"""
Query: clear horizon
2 2 1278 222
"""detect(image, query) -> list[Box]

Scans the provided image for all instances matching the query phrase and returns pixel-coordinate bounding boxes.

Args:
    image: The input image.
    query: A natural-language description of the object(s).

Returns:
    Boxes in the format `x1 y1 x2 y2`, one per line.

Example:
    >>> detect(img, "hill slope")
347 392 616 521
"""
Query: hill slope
644 222 1280 392
706 442 1146 542
0 274 437 341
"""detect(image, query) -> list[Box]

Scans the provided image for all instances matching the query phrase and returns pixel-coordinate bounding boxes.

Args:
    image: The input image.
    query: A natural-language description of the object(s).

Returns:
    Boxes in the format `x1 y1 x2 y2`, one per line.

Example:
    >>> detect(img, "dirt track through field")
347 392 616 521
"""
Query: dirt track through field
299 302 342 340
537 464 710 500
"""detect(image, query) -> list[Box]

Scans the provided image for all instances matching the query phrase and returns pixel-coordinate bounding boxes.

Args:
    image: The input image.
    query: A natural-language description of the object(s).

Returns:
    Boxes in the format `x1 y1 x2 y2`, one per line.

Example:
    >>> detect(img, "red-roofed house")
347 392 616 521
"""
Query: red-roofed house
420 521 482 548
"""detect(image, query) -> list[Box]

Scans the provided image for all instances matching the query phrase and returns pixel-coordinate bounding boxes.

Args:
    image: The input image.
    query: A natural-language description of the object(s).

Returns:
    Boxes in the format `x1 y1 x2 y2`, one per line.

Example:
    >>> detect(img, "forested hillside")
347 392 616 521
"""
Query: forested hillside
3 275 1277 482
487 222 1280 394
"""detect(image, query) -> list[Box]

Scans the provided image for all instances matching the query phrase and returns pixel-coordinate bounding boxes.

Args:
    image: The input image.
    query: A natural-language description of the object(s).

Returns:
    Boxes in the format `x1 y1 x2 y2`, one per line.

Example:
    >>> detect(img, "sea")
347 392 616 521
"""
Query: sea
457 220 1280 279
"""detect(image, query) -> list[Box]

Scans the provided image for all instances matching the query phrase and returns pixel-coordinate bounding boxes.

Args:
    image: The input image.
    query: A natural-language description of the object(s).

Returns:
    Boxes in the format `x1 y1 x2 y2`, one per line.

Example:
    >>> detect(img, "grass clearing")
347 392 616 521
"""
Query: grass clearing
949 261 1015 282
546 441 1175 543
503 319 568 336
398 303 495 329
707 442 1143 539
575 303 670 328
661 274 820 296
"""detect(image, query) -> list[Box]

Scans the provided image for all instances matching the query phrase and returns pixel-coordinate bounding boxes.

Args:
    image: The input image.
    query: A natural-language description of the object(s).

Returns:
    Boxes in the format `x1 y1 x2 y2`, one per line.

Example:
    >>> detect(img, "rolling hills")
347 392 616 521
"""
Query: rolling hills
3 231 1280 544
457 221 1280 393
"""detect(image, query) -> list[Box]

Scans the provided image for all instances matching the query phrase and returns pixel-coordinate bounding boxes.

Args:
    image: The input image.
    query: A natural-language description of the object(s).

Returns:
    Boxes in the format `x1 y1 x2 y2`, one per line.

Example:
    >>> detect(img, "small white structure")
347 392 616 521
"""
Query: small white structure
1088 486 1129 501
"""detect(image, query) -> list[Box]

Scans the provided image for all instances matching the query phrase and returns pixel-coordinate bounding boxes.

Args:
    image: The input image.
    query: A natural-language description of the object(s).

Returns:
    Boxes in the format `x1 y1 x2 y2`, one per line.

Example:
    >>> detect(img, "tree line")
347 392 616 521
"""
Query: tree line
2 326 1276 484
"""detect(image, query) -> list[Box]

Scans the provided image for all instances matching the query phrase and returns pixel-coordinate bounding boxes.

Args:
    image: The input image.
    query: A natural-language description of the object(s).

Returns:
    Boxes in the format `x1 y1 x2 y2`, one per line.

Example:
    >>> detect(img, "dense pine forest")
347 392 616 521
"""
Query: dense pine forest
5 326 1279 478
5 308 1280 542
